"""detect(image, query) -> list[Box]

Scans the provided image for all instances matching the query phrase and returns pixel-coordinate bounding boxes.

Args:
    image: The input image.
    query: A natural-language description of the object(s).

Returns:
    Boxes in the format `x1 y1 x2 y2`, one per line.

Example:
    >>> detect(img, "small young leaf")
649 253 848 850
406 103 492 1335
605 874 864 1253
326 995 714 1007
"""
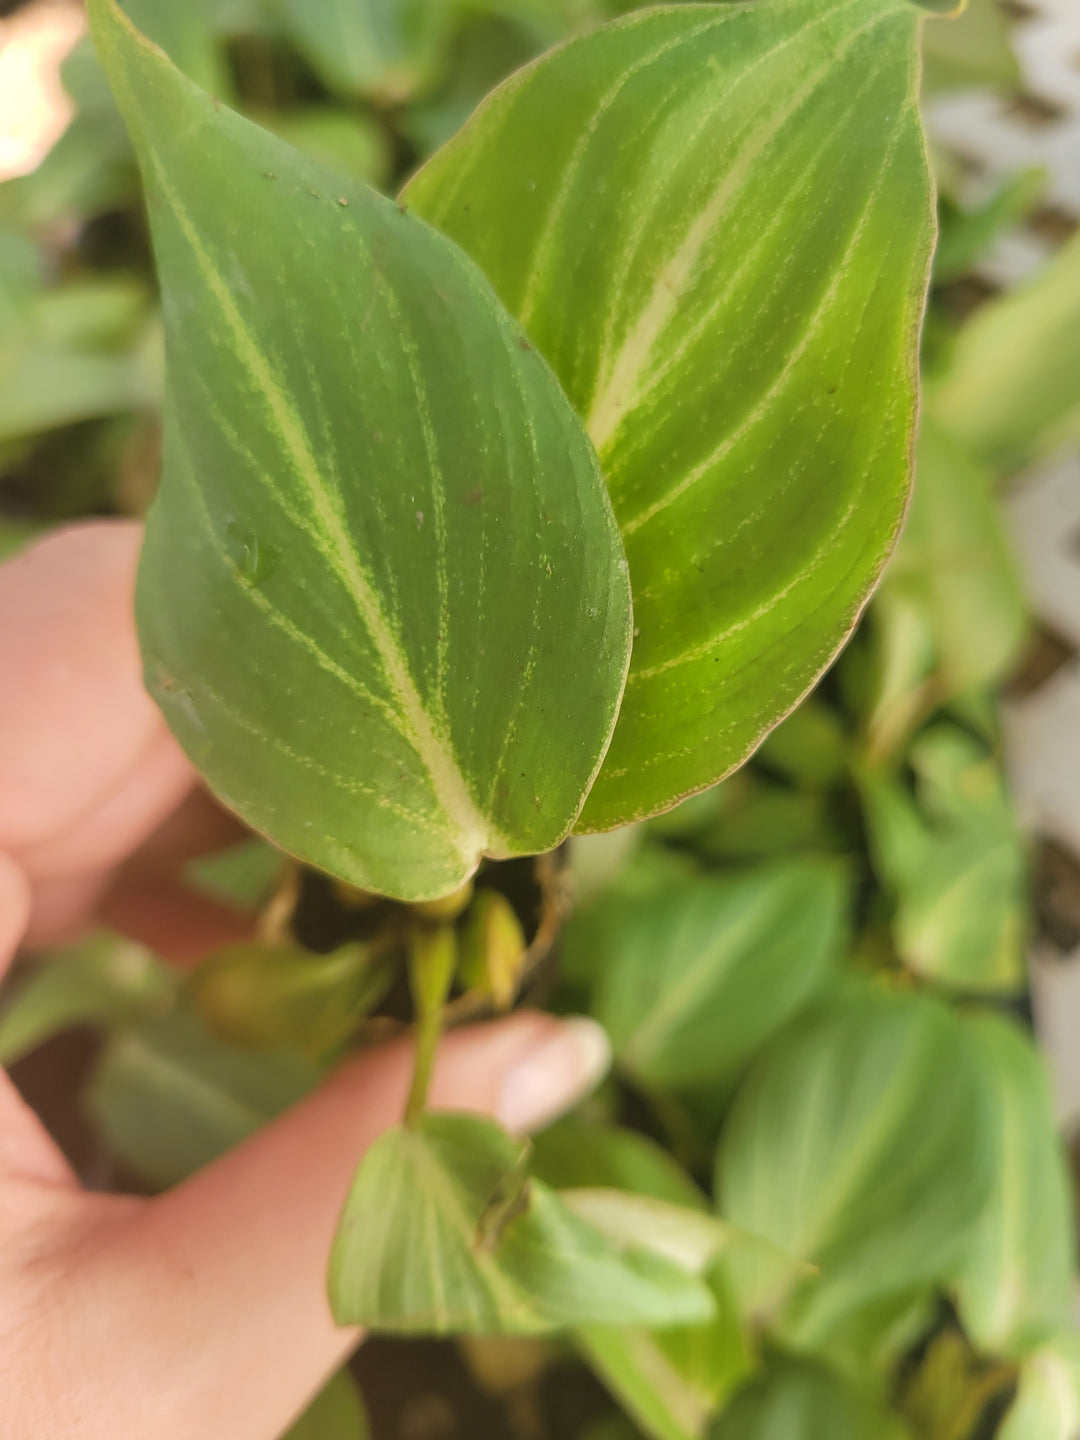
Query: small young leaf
88 0 632 902
406 0 935 830
715 981 994 1350
328 1112 715 1333
952 1014 1074 1356
586 859 847 1089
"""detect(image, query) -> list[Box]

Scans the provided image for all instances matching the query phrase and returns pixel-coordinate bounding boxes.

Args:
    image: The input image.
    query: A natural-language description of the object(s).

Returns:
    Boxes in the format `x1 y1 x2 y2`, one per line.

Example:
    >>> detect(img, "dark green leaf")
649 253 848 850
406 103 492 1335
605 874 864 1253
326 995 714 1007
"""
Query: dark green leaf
532 1119 708 1210
710 1357 910 1440
406 0 934 830
90 0 632 902
275 0 451 101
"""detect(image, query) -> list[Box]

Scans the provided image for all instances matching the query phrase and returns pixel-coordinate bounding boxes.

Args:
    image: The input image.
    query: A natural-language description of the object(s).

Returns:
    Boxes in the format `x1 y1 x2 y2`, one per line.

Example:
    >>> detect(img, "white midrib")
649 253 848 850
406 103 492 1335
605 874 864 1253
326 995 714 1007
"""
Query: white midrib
152 161 499 865
585 1 885 457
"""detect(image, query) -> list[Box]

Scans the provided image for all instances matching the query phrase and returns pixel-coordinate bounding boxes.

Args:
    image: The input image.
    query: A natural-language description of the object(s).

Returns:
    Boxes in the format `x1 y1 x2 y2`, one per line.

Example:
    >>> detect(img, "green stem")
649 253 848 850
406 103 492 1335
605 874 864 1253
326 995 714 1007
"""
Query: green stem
404 922 457 1126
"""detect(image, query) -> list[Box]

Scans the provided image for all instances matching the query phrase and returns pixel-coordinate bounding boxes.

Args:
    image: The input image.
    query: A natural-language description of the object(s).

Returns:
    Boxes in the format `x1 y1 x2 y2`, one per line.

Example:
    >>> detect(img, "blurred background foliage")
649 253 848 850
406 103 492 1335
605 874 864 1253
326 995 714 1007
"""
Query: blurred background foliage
3 0 1080 1437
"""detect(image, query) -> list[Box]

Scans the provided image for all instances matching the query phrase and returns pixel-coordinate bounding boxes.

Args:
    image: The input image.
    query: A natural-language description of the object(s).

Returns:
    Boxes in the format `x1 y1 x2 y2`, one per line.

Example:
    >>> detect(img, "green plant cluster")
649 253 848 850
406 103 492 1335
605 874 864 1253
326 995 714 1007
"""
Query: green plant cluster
3 1 1080 1437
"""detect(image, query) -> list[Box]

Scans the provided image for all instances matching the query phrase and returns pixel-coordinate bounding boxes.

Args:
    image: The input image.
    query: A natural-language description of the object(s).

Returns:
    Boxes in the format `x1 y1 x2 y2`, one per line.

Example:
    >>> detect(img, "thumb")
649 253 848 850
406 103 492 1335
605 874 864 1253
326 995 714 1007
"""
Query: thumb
33 1013 610 1440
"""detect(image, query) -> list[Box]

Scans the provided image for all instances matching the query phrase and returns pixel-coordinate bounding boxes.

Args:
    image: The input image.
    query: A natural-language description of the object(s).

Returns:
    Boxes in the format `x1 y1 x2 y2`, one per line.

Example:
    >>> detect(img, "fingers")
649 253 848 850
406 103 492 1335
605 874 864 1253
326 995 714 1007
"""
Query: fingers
0 522 195 881
0 852 75 1187
6 1013 610 1440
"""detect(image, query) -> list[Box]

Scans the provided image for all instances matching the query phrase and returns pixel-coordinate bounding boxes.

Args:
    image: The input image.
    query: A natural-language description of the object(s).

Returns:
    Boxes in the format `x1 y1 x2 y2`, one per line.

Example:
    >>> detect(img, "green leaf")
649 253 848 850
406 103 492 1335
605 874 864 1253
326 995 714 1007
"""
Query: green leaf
710 1357 910 1440
588 859 847 1089
328 1112 715 1333
282 1370 370 1440
257 108 391 188
883 421 1028 698
920 0 1019 94
275 0 451 101
931 226 1080 472
122 0 233 97
859 728 1027 993
184 836 285 908
998 1336 1080 1440
715 981 994 1350
952 1014 1074 1356
88 1009 319 1187
580 1265 751 1440
89 0 632 902
755 697 848 790
0 934 175 1067
532 1119 708 1211
405 0 935 830
934 168 1045 285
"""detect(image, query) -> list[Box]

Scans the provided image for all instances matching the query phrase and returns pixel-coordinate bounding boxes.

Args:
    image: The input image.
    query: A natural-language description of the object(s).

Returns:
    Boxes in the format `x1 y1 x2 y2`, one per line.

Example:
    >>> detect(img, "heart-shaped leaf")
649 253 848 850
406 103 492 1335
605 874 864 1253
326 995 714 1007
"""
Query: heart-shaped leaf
715 981 995 1349
952 1014 1074 1356
89 0 632 902
328 1112 715 1333
405 0 935 830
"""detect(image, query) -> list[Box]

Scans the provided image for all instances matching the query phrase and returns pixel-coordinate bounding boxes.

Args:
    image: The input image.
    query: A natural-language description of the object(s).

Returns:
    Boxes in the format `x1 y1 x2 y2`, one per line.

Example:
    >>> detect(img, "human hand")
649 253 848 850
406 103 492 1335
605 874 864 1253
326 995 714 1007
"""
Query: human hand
0 522 610 1439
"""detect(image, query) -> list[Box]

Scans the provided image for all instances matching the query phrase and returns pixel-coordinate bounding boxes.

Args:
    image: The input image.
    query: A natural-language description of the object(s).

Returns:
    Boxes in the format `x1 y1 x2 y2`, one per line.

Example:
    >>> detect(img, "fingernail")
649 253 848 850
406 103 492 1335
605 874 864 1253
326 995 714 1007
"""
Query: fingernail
496 1017 612 1134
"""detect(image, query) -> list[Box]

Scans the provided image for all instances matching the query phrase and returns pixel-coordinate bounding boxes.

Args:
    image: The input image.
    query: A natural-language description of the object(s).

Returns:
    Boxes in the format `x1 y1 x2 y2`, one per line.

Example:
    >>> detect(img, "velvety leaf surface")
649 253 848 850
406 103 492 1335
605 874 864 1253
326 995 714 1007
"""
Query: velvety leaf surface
953 1014 1074 1356
89 0 631 901
328 1113 715 1333
710 1357 910 1440
587 858 846 1089
715 981 994 1349
406 0 935 830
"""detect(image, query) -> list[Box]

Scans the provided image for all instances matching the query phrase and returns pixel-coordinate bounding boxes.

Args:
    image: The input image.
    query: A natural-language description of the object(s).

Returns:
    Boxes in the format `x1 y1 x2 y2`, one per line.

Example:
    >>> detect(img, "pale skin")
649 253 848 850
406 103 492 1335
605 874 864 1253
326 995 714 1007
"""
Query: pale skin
0 522 609 1439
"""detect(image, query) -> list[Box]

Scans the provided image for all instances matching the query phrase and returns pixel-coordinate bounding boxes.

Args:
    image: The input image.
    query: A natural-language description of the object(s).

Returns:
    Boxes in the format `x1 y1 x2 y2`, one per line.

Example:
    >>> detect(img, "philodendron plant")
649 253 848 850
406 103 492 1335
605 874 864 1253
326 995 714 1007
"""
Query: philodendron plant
86 0 938 1338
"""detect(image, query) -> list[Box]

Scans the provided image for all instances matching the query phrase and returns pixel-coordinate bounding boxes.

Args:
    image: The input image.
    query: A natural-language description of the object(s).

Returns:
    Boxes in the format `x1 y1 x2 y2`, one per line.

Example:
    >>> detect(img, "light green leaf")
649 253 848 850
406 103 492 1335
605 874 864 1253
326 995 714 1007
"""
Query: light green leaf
931 226 1080 472
953 1014 1074 1356
921 0 1018 94
275 0 451 102
709 1357 910 1440
998 1336 1080 1440
89 0 632 902
406 0 935 830
282 1370 370 1440
715 981 994 1349
883 421 1028 698
755 697 848 791
0 934 175 1067
88 1009 319 1187
122 0 233 96
532 1119 708 1211
329 1112 715 1333
580 1265 751 1440
257 108 391 188
185 836 285 908
860 728 1027 993
588 859 846 1089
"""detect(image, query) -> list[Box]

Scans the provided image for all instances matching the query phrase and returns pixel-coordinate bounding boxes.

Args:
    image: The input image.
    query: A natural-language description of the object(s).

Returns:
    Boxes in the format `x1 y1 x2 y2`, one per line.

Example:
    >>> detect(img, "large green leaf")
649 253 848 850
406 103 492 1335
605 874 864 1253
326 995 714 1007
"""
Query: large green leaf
998 1336 1080 1440
710 1357 910 1440
406 0 935 830
931 226 1080 472
88 1009 319 1188
89 0 632 902
715 981 994 1350
328 1112 715 1333
586 858 846 1089
952 1014 1074 1356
